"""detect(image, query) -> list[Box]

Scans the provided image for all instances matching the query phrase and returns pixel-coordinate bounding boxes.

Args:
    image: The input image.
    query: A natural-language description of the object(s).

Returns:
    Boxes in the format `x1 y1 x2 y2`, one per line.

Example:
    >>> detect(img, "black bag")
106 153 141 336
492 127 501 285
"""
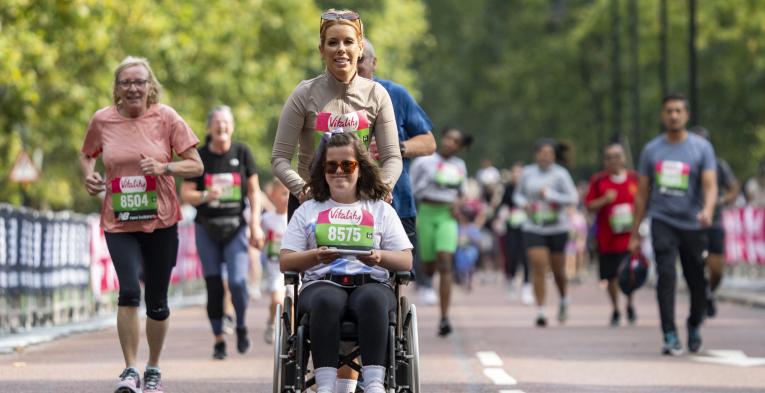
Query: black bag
197 215 244 243
618 253 649 295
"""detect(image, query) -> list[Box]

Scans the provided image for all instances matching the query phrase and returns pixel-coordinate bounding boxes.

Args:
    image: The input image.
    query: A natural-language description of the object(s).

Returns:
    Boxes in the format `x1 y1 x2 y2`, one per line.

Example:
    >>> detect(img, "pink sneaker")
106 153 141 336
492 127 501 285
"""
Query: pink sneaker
115 367 141 393
143 368 163 393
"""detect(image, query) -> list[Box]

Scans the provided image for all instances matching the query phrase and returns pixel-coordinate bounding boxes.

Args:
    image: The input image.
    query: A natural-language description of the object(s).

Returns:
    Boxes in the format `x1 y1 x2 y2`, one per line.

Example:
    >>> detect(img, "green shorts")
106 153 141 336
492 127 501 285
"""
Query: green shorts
416 202 458 262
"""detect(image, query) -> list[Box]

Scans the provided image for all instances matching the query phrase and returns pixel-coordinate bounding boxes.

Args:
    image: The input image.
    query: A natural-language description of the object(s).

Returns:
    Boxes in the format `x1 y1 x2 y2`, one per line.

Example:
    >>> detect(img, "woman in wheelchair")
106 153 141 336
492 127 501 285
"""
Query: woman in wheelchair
279 132 413 393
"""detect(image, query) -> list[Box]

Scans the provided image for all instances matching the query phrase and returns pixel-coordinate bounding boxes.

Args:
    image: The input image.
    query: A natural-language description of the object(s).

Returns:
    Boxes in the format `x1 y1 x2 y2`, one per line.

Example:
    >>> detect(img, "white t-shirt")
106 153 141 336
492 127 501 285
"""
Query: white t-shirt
281 198 413 290
261 211 288 261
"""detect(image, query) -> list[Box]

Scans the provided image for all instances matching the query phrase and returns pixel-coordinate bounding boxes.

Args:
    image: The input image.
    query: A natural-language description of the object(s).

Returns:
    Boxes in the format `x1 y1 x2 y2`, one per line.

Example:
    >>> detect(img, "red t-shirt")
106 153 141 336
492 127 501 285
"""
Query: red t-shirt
585 171 639 254
81 104 199 233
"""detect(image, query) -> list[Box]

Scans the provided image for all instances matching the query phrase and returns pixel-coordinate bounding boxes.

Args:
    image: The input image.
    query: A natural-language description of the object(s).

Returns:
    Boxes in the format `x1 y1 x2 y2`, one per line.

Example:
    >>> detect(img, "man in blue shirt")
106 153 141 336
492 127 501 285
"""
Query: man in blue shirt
629 93 717 356
358 39 437 302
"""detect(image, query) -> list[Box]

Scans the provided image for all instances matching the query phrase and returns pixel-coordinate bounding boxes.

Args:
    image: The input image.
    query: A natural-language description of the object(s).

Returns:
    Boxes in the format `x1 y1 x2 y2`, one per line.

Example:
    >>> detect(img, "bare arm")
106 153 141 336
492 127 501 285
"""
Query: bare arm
180 181 205 206
373 249 413 271
247 174 265 248
721 178 740 206
628 175 650 252
171 148 204 178
402 132 436 158
280 247 340 273
698 170 718 227
79 152 105 195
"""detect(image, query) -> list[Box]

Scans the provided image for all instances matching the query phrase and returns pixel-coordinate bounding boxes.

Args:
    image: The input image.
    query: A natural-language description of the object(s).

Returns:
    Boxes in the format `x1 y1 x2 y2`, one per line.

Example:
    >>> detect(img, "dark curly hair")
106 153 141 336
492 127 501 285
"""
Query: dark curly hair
308 132 389 202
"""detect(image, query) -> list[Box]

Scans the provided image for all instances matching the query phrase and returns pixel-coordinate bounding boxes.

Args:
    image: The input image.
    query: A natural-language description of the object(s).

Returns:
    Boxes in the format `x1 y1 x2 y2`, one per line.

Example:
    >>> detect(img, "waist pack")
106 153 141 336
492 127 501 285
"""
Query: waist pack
197 215 244 243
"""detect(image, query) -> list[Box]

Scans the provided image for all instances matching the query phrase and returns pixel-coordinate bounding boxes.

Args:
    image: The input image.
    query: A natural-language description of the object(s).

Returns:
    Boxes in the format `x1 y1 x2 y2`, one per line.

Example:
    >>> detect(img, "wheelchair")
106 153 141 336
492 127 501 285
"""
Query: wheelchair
273 270 421 393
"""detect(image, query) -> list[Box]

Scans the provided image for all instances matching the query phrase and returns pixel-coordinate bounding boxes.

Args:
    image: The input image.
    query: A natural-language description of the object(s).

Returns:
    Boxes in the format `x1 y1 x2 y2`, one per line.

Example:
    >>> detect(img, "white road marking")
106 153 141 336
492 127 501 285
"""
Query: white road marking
476 351 504 367
483 367 517 385
499 390 525 393
692 349 765 367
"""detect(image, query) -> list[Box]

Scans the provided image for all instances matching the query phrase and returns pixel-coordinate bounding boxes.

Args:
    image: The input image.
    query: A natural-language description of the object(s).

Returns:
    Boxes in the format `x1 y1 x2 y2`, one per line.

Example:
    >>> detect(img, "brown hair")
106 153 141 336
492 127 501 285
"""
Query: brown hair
308 132 388 202
112 56 162 109
319 8 364 46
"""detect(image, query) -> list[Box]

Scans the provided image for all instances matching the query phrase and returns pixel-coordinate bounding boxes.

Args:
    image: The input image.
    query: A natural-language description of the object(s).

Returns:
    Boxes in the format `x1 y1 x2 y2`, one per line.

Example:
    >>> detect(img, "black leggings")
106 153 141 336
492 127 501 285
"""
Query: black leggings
504 226 529 283
297 281 396 368
104 224 179 321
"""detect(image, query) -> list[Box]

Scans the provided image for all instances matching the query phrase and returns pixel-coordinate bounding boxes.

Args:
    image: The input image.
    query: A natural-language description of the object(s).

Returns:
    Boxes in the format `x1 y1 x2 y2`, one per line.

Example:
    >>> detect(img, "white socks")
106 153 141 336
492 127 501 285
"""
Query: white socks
335 378 358 393
362 365 386 393
537 306 546 317
315 367 337 393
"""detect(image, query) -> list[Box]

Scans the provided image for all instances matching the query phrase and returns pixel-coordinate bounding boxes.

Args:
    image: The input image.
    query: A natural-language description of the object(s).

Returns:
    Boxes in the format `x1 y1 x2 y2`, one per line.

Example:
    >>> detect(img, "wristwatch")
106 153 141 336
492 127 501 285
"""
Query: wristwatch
164 162 173 175
399 141 407 157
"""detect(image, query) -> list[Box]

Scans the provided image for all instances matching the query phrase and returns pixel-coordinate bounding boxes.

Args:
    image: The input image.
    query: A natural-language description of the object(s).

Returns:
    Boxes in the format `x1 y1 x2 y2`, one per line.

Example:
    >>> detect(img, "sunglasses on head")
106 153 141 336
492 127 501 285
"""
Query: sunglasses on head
325 160 359 174
321 11 360 22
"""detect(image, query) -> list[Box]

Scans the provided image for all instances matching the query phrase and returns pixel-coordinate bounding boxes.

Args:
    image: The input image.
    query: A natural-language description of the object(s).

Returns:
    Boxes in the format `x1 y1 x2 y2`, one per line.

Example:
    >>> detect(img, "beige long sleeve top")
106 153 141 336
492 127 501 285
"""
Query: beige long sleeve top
271 71 402 196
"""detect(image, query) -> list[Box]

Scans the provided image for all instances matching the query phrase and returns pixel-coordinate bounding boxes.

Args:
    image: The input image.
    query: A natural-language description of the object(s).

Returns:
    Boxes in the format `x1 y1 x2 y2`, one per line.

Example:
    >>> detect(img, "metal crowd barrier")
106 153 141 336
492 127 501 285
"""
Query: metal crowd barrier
0 204 205 336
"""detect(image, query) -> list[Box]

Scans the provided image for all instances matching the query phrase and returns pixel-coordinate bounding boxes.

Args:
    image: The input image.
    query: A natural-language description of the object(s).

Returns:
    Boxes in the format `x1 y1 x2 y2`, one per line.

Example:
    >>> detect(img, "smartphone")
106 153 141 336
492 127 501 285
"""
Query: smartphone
327 248 373 256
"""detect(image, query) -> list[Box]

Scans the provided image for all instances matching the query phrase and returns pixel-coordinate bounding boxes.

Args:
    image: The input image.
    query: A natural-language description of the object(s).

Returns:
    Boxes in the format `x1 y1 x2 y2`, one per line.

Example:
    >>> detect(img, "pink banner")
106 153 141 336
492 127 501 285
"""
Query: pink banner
89 219 204 296
722 207 765 265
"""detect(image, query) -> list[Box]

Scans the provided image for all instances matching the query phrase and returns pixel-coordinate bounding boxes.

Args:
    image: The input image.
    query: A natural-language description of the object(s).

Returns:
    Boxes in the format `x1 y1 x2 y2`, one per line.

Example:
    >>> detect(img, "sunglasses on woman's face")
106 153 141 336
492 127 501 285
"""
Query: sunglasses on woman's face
321 11 360 22
325 160 359 174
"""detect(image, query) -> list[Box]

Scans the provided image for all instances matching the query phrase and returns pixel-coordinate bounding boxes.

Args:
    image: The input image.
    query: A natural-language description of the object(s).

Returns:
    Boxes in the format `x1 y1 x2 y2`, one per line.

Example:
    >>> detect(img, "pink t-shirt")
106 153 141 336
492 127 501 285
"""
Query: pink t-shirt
81 104 199 233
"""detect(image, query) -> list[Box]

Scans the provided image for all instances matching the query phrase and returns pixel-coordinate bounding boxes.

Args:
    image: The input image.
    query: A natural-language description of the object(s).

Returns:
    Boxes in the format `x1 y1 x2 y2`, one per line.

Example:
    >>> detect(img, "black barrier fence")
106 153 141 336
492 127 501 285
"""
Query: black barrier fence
0 204 93 333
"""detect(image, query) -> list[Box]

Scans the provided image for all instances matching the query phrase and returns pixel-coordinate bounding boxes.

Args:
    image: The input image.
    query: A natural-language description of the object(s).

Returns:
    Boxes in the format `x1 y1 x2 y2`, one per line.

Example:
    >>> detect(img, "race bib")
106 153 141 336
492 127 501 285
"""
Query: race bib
656 161 690 192
315 207 375 250
507 208 527 227
265 229 282 259
530 202 559 226
434 161 464 188
205 172 242 203
315 111 371 147
609 203 634 234
111 176 158 222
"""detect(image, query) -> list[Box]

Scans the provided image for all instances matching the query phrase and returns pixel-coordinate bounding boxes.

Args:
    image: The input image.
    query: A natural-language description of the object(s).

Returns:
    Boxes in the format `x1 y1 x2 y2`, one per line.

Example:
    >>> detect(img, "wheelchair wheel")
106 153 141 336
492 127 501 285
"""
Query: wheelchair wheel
272 303 284 393
407 304 421 393
296 324 307 392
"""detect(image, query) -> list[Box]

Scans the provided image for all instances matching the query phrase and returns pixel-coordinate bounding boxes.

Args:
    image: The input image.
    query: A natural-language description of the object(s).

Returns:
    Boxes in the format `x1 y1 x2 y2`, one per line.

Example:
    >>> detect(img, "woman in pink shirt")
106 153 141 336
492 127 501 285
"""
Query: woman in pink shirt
79 56 203 393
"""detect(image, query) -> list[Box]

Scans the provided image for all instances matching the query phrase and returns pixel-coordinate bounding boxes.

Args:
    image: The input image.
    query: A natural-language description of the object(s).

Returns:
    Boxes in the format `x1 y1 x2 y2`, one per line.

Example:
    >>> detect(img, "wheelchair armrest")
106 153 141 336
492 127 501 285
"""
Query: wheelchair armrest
394 271 411 286
284 271 301 286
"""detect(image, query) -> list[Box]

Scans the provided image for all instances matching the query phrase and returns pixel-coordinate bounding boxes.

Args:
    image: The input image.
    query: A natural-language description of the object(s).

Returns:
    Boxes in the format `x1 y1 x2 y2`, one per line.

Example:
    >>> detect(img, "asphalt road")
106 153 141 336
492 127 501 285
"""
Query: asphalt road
1 274 764 392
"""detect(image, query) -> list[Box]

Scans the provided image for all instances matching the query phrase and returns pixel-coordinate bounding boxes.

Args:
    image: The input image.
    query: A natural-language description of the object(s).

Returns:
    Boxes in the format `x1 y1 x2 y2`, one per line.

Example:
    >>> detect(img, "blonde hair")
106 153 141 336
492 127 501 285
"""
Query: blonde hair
112 56 162 109
319 8 364 46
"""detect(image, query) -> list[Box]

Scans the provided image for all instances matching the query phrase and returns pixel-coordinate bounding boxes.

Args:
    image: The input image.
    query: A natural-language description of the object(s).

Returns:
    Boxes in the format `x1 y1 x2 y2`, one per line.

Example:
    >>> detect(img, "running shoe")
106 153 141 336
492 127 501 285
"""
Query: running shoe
706 295 717 318
222 314 235 335
626 305 637 325
557 302 568 323
236 326 251 354
264 322 274 345
688 326 703 353
143 368 163 393
610 310 620 327
662 331 683 356
438 317 452 337
535 316 547 327
521 283 534 306
115 367 141 393
213 341 227 360
418 287 438 306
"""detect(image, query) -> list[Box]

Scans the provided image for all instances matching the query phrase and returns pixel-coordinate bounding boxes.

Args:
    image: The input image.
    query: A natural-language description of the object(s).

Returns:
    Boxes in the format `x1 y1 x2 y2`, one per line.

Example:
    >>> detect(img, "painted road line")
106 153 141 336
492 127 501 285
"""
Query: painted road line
476 351 504 367
692 349 765 367
499 390 525 393
483 367 517 385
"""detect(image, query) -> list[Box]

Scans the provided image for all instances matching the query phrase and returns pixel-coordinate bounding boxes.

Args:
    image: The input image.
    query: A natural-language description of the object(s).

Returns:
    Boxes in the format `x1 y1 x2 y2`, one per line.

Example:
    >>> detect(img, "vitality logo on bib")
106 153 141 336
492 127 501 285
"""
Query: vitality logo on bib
315 207 375 250
434 161 464 189
111 176 158 222
656 160 690 196
315 111 371 146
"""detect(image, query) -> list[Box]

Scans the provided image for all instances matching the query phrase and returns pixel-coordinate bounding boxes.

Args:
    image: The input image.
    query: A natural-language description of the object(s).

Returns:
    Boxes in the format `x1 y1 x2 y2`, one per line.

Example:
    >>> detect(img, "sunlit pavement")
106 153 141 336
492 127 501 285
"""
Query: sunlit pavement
1 273 764 393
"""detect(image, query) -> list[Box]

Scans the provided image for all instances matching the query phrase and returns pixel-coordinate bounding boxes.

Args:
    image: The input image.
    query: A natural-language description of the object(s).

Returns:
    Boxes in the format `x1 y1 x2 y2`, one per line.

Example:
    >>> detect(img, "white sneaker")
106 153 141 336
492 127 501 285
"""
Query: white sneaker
264 323 274 345
521 283 534 306
418 287 438 306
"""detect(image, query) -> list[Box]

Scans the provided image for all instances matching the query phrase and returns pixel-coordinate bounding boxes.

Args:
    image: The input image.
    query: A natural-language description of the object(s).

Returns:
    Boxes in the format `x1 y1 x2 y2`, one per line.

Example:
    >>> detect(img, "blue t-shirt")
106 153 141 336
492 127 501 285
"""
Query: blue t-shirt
377 79 433 219
638 133 716 230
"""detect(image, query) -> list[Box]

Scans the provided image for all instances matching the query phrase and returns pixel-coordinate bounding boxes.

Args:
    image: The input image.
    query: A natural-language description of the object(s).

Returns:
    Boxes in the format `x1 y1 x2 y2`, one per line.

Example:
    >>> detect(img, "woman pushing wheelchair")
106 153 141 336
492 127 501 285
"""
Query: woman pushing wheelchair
279 132 413 393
